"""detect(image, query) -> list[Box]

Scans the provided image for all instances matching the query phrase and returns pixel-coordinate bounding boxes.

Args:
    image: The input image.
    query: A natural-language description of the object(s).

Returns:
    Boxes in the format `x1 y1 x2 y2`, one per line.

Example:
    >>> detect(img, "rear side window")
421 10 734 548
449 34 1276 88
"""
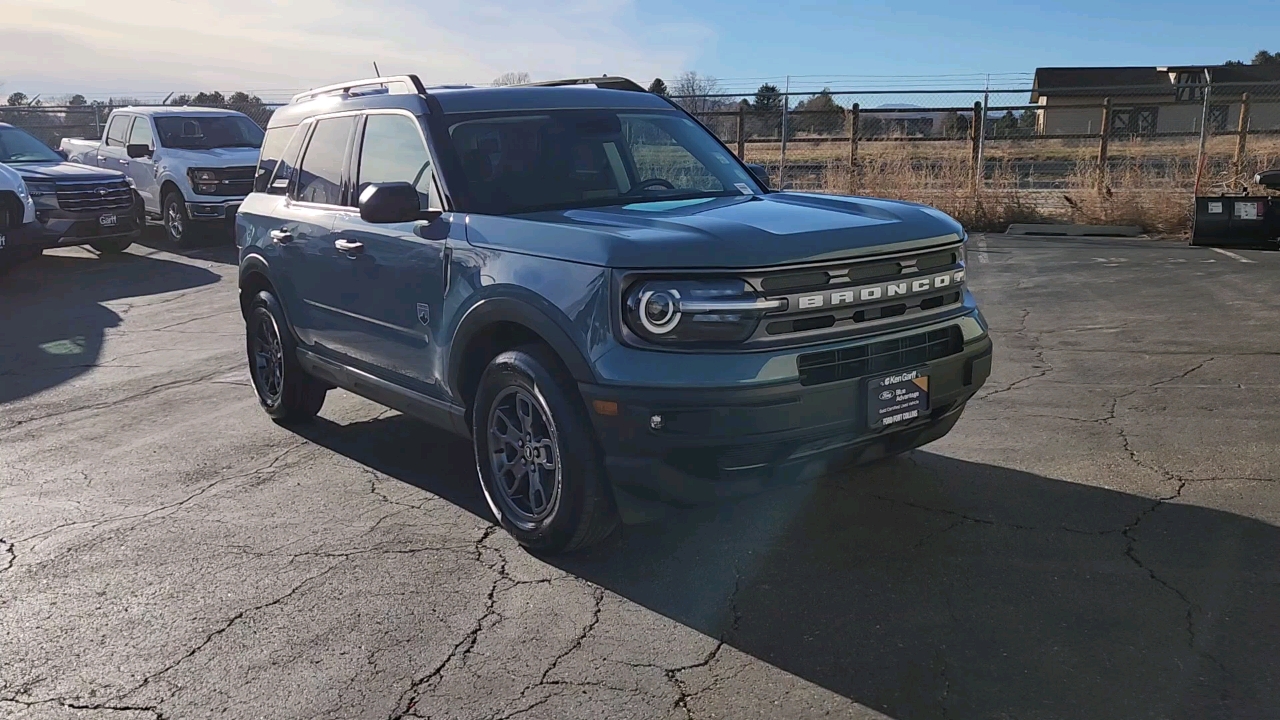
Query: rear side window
105 116 130 147
294 117 354 206
256 125 294 193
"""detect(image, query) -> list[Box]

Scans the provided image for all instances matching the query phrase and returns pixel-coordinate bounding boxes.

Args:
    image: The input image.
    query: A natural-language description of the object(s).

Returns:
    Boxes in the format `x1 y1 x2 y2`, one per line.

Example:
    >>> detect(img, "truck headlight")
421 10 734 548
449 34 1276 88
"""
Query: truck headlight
623 278 785 346
189 169 219 184
24 180 59 210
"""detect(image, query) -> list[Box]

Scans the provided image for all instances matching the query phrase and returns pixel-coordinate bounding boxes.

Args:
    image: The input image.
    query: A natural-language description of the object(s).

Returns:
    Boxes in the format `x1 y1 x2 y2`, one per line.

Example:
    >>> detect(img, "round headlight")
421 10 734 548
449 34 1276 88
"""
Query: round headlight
639 289 680 334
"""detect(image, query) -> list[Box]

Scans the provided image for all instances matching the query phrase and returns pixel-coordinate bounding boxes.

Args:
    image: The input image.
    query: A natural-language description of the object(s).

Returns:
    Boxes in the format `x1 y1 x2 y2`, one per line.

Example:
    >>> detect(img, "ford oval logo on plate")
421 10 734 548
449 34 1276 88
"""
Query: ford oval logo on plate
879 390 895 401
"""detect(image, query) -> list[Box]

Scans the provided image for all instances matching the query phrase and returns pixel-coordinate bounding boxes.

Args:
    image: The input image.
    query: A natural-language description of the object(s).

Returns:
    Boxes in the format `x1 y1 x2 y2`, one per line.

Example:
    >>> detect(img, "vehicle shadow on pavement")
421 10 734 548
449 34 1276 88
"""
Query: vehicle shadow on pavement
0 251 220 405
287 410 1279 719
555 452 1280 720
134 225 239 265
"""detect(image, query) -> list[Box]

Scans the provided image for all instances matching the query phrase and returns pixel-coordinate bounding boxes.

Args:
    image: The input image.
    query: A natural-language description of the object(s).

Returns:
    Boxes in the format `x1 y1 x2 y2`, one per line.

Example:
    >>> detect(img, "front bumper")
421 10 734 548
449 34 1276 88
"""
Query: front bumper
581 321 993 521
186 199 242 222
8 202 143 251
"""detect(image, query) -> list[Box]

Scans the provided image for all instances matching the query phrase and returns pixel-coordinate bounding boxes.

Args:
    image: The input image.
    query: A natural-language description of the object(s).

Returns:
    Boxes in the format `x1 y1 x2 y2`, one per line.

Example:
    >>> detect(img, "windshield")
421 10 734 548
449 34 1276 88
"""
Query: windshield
154 115 264 150
0 126 63 163
444 109 762 214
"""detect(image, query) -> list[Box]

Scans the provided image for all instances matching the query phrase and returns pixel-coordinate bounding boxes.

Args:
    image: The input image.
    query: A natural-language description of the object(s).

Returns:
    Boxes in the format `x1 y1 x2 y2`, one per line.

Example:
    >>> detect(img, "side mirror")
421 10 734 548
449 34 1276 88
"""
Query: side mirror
745 163 770 189
126 143 152 159
358 182 441 224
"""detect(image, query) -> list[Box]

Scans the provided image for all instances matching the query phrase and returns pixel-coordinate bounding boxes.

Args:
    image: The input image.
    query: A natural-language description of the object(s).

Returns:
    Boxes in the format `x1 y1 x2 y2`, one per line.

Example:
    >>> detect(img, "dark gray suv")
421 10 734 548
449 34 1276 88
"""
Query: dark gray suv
236 75 993 554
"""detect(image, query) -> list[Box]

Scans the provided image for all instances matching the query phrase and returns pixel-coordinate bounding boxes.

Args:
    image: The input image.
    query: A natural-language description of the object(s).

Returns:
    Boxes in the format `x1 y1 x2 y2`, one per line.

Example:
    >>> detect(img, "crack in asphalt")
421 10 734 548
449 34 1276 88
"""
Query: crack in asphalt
978 309 1055 400
0 539 14 576
390 526 505 720
0 366 234 434
121 561 346 704
0 696 165 718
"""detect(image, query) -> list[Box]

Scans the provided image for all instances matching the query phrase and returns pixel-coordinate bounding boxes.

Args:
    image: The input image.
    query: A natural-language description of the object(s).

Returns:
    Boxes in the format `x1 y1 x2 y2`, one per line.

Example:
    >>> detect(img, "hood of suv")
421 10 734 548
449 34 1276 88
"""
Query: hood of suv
13 161 126 182
478 193 965 269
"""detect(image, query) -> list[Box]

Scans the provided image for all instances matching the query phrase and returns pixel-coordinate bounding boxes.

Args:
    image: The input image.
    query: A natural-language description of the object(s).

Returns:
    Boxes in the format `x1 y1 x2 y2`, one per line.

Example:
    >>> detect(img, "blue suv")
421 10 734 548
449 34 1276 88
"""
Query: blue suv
236 75 993 553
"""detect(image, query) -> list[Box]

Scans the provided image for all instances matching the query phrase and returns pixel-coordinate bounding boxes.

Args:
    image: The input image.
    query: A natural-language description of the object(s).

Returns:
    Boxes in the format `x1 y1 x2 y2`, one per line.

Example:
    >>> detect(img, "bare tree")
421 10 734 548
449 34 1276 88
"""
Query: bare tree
492 72 531 87
670 71 721 117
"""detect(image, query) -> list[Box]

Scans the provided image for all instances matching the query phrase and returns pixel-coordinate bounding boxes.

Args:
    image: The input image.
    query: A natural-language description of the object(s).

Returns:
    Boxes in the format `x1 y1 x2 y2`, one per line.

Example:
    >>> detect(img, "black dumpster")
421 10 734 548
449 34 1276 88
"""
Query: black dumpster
1190 170 1280 248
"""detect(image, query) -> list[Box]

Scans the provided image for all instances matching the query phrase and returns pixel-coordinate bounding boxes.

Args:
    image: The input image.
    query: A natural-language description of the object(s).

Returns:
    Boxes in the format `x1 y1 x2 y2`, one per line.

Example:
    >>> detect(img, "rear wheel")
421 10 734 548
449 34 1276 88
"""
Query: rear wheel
246 290 327 423
473 345 619 554
90 238 132 254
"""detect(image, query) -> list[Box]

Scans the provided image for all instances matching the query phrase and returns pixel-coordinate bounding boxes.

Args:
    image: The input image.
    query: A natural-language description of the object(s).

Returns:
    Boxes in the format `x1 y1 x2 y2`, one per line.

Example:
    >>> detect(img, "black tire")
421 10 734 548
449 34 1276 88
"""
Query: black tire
162 191 195 246
89 238 133 254
473 345 619 554
246 290 327 423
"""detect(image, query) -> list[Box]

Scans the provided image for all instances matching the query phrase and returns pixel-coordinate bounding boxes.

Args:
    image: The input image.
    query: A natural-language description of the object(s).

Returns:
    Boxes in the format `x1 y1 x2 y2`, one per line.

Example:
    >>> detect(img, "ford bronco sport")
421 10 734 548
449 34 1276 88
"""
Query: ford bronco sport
236 75 993 554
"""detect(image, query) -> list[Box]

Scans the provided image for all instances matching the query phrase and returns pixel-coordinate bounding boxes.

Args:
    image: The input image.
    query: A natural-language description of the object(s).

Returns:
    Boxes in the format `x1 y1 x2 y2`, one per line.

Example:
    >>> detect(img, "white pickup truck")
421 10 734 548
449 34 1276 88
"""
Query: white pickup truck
61 106 263 245
0 161 39 270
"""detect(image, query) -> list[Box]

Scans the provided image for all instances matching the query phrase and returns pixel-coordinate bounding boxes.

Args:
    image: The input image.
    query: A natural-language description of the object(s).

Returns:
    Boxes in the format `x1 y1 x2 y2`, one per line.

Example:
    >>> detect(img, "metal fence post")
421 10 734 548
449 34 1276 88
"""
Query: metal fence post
1097 98 1111 195
1234 92 1251 188
779 75 791 190
736 106 746 160
1193 72 1213 196
847 103 860 195
93 104 101 137
970 102 982 193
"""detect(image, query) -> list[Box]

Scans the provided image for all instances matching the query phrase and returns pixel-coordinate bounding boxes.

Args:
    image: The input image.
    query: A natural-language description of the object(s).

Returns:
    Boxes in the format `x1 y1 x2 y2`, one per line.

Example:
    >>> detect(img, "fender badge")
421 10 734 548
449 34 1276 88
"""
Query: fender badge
416 303 430 325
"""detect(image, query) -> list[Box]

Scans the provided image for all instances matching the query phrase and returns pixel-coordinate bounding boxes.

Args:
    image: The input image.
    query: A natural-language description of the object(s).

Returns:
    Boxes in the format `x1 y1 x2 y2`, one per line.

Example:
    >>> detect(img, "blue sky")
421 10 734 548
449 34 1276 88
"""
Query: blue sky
653 0 1280 89
1 0 1278 100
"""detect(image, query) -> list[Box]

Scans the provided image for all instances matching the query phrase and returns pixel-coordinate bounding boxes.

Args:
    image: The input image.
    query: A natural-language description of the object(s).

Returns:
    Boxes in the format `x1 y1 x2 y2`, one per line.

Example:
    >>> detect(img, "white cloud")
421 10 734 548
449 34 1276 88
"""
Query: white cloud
0 0 713 99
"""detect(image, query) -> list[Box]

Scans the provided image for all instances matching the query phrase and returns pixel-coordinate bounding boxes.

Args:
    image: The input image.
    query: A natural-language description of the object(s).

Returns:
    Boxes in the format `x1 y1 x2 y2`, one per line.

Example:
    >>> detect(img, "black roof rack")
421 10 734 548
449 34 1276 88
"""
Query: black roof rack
516 76 646 92
291 75 427 104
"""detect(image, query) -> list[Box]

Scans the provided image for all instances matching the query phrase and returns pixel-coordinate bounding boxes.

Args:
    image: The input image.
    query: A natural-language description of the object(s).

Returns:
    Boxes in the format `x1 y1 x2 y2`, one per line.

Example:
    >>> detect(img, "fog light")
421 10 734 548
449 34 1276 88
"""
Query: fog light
197 184 217 194
649 414 664 430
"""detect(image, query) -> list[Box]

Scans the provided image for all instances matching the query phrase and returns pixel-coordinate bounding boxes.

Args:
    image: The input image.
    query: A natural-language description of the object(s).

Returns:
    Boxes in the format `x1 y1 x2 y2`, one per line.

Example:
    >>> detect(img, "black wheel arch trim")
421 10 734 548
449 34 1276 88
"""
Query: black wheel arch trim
446 291 598 400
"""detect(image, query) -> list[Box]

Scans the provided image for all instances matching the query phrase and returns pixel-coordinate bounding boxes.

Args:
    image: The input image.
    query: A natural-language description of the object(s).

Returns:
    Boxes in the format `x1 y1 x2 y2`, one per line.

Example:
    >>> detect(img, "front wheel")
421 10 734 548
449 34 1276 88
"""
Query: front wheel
473 346 619 554
246 290 327 423
163 192 194 246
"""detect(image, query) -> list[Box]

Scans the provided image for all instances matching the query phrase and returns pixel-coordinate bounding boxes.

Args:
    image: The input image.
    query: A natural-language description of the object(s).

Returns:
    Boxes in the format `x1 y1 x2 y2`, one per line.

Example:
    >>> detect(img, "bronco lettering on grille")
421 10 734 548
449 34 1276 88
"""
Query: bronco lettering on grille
790 270 965 310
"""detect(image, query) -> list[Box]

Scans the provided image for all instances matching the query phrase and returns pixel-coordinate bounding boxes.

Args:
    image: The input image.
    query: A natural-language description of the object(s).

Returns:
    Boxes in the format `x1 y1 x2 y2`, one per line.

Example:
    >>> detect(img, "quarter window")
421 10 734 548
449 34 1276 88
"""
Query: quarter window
357 113 440 209
294 117 354 206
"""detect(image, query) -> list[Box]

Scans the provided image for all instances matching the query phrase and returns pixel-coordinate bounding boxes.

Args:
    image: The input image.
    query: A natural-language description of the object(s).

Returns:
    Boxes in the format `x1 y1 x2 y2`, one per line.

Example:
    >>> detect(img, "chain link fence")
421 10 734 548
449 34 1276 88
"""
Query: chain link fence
672 80 1280 231
6 81 1280 232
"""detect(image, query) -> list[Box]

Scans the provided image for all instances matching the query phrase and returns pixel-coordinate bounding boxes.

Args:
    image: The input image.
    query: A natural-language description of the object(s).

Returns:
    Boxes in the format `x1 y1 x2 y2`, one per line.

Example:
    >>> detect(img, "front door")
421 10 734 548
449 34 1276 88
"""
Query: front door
326 111 451 395
124 116 159 212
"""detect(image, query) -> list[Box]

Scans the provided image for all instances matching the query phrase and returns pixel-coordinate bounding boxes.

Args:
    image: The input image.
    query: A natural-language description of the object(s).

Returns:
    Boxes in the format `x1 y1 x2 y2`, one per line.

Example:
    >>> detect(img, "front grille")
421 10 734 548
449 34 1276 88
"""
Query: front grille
197 166 256 196
55 179 134 213
743 243 967 346
796 326 964 387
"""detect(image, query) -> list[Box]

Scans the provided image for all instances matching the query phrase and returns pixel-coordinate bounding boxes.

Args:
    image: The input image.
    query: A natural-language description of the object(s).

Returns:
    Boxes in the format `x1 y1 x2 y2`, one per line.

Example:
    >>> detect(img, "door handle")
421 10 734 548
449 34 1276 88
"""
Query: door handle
334 239 364 254
269 229 293 244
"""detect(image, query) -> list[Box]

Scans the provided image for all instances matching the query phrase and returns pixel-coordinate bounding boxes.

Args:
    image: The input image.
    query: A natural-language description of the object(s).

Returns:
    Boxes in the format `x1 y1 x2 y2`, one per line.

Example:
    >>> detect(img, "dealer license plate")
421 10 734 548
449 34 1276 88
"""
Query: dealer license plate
99 214 117 227
867 369 930 428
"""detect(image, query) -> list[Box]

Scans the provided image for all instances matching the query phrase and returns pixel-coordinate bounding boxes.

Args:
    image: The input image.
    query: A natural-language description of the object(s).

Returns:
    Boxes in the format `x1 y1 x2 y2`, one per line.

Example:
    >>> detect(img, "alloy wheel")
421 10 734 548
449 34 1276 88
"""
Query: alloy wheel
251 312 284 404
486 387 562 526
166 201 184 242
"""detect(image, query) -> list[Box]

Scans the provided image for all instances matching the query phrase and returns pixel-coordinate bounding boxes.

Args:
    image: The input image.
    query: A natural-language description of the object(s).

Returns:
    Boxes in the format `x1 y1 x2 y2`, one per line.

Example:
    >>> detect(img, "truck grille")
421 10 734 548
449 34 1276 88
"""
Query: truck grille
743 242 967 347
55 179 134 213
201 166 256 196
796 326 964 387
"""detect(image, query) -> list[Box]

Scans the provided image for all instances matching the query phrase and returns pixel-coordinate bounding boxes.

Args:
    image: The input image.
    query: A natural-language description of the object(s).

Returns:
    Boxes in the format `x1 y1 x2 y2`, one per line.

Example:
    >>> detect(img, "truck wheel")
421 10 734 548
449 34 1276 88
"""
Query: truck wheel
163 192 194 246
472 345 620 554
90 238 133 255
246 290 327 423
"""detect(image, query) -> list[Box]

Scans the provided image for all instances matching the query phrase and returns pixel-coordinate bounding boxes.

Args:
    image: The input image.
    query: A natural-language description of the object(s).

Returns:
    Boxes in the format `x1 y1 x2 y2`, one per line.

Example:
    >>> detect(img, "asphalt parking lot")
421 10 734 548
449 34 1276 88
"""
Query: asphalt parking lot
2 229 1279 720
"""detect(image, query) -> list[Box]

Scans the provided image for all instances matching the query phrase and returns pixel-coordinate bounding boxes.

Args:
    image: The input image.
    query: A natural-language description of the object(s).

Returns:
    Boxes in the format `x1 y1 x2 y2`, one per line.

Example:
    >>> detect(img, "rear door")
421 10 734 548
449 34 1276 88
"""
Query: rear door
124 115 159 212
98 114 132 172
278 115 361 356
328 111 451 394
